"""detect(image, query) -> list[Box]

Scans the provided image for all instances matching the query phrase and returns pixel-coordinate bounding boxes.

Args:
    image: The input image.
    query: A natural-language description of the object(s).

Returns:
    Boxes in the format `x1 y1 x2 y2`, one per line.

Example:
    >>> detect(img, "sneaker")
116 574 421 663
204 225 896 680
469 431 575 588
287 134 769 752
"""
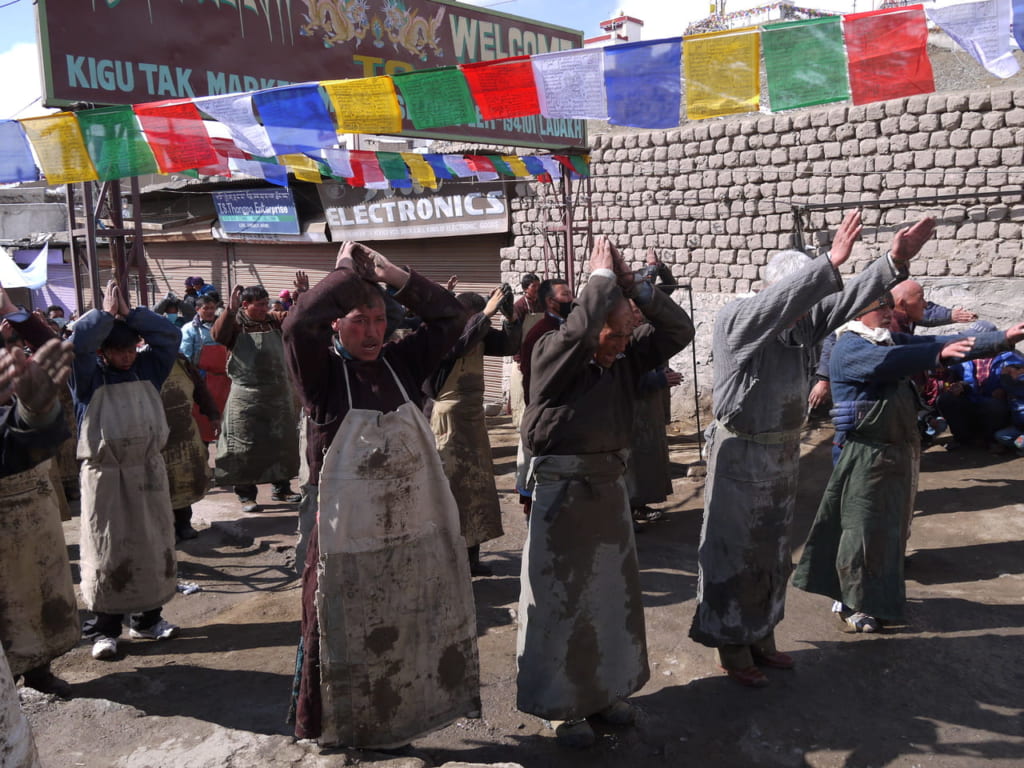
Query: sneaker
129 619 179 641
240 500 260 513
271 489 302 503
91 636 119 660
551 718 595 749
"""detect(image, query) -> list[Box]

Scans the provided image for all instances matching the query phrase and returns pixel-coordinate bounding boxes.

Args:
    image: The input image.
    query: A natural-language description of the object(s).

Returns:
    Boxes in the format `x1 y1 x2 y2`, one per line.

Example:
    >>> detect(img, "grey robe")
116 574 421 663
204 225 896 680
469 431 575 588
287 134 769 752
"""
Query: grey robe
689 254 905 648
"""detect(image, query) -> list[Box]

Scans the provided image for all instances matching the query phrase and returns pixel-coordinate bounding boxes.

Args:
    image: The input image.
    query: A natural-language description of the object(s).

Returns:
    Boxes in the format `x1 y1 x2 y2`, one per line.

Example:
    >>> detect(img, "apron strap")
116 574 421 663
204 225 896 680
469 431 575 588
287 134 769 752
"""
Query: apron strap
339 356 412 410
382 358 411 404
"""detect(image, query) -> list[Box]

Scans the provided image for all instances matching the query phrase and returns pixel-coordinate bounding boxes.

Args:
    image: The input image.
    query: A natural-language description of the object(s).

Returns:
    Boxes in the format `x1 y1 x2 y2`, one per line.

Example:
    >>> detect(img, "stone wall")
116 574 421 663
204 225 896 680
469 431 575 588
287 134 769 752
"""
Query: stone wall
500 86 1024 422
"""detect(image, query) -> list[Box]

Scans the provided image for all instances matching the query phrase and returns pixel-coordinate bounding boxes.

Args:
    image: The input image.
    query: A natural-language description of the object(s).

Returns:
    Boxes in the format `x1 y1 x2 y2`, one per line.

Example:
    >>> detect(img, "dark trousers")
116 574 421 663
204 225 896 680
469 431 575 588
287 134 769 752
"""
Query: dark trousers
234 482 291 501
82 608 162 640
936 394 1009 443
173 506 192 527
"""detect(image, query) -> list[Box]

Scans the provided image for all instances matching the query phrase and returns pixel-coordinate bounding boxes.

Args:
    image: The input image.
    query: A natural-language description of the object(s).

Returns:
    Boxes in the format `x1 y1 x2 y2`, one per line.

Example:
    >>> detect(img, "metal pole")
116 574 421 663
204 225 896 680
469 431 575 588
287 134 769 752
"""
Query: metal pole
65 184 85 315
684 283 704 461
130 177 148 306
83 182 102 310
562 172 575 289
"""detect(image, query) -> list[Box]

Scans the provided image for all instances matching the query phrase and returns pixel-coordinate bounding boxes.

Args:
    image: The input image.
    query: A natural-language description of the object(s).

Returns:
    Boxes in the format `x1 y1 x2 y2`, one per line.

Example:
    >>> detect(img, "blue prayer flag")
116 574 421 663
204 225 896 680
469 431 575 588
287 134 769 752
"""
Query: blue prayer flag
0 121 41 183
1014 0 1024 52
423 154 454 180
252 85 337 155
604 38 681 129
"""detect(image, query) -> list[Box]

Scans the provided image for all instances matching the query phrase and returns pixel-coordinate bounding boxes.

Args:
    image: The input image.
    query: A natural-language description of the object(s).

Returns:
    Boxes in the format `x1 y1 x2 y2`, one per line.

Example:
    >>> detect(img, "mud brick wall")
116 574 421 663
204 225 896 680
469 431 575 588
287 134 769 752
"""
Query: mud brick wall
501 87 1024 421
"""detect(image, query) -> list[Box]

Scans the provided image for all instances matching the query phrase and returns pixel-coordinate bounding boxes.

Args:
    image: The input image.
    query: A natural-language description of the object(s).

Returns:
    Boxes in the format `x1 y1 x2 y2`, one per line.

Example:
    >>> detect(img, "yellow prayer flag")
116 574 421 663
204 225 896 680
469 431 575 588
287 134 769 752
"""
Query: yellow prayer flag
322 77 403 134
502 155 529 177
684 26 760 121
19 112 98 185
278 154 322 183
401 153 438 190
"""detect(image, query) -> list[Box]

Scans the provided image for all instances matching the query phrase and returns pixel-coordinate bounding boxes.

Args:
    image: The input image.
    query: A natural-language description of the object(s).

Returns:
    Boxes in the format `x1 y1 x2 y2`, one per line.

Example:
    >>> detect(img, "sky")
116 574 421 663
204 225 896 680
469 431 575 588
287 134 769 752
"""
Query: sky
0 0 864 121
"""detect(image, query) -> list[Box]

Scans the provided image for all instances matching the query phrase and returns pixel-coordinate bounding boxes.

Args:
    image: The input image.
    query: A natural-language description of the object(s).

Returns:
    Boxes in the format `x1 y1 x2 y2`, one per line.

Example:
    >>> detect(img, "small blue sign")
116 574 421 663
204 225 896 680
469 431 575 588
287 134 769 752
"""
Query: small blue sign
213 188 300 236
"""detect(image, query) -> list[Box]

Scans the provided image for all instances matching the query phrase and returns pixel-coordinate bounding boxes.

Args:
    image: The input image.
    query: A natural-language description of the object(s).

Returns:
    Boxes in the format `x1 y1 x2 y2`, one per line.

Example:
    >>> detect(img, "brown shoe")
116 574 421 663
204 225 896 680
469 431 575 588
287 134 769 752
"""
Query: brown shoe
720 665 769 688
752 650 795 670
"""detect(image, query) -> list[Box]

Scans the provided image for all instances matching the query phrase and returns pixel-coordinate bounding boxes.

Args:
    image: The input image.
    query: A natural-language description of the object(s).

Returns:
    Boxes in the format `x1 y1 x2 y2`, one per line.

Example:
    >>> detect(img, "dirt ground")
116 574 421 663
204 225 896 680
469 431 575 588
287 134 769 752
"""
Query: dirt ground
19 417 1024 768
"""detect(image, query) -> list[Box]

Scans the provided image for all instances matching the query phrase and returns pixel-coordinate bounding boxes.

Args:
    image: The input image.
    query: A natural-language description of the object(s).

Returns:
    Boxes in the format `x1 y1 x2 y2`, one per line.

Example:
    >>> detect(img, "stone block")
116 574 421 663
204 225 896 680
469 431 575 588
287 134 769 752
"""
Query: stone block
928 259 951 276
836 122 856 141
991 89 1014 110
1001 146 1023 165
823 142 842 159
948 128 971 148
625 134 639 148
828 107 847 126
885 97 908 116
982 111 1004 130
913 150 935 169
954 149 978 167
898 113 918 132
1005 108 1024 127
906 95 929 114
968 92 992 110
961 112 983 130
978 148 1001 167
939 112 961 130
709 121 727 138
969 130 992 148
908 132 930 151
976 221 998 239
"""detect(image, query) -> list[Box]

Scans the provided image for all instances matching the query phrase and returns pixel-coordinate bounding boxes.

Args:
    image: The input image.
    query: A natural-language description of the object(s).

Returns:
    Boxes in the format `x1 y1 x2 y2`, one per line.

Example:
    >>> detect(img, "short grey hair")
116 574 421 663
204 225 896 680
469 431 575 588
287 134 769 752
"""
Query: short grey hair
764 250 813 286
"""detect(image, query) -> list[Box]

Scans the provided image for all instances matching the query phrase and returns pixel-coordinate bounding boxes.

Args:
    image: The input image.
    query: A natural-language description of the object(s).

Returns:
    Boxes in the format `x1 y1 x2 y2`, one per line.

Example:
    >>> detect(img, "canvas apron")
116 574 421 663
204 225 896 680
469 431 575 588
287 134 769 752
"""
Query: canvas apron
430 342 504 548
793 382 919 622
214 330 299 486
316 359 480 749
0 645 40 768
194 343 230 443
161 358 211 509
0 460 80 676
78 379 177 614
625 386 673 506
517 451 649 719
510 311 544 428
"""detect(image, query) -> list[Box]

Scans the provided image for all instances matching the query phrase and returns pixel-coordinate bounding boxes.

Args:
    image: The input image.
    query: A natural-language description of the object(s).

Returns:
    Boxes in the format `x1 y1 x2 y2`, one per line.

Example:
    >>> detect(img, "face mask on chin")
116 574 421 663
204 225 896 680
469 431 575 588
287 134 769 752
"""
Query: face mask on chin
557 301 573 319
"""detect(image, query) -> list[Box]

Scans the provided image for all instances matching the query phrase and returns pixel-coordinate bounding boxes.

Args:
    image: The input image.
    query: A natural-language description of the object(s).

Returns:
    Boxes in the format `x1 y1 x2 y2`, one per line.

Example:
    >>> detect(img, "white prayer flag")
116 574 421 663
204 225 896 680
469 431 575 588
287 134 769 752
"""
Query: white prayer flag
926 0 1020 79
531 48 609 120
194 94 277 158
0 244 48 290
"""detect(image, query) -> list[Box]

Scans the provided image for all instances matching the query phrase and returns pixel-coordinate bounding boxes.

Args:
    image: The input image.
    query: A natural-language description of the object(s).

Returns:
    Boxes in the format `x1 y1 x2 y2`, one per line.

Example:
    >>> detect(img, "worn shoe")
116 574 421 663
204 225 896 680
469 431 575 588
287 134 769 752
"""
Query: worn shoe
129 619 179 641
845 612 880 633
91 636 119 660
721 665 769 688
240 500 260 513
175 523 199 541
752 650 795 669
632 505 665 523
595 699 635 725
271 490 302 503
21 667 73 699
552 718 596 748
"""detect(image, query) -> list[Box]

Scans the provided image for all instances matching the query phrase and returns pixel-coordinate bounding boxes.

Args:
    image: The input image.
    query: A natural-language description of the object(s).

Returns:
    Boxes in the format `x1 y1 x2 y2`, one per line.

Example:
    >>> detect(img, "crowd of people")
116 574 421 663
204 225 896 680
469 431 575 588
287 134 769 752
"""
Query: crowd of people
1 214 1022 759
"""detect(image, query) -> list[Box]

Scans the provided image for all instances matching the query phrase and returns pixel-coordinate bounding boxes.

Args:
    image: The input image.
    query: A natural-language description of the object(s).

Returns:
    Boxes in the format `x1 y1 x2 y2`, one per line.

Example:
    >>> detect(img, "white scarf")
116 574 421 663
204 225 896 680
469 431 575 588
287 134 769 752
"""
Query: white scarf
835 320 894 346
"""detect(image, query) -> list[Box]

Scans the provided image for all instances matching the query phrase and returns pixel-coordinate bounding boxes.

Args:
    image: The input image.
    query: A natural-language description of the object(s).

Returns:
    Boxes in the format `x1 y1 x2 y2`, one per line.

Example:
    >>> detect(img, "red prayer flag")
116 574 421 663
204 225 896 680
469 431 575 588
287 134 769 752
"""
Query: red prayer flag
194 137 248 178
464 155 498 175
460 57 541 120
350 150 386 187
134 100 219 174
843 5 934 106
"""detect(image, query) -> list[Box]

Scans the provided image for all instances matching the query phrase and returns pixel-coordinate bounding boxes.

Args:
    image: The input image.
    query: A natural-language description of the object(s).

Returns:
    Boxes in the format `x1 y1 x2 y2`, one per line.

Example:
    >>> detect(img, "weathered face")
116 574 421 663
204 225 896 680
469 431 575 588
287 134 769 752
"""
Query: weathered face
901 284 926 323
334 300 388 361
595 304 633 368
102 346 138 371
859 304 894 331
524 281 540 301
243 297 270 322
197 302 218 323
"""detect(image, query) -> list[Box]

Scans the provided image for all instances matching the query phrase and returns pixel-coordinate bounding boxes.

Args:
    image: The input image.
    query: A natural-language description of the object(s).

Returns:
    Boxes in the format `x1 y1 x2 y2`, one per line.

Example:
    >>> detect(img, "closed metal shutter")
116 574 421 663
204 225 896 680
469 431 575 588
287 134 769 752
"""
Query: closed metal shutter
145 242 231 303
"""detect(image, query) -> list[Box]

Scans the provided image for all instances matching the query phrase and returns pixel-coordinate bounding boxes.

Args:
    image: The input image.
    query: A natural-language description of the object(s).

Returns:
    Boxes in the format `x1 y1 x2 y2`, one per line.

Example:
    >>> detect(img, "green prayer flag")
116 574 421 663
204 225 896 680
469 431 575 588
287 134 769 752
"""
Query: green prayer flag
486 155 515 177
377 152 411 182
762 17 850 112
76 106 158 180
392 68 477 129
568 155 589 176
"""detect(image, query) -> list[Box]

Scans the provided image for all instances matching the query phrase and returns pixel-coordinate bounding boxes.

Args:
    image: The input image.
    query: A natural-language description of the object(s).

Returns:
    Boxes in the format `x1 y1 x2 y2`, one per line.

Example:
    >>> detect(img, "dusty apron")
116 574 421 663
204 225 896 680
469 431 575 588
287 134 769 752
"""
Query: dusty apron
793 381 920 622
194 343 229 443
510 311 544 428
316 359 480 749
0 645 40 768
625 386 673 506
54 385 79 494
214 330 299 486
78 379 177 615
517 451 649 719
0 461 79 676
161 358 210 509
430 342 504 548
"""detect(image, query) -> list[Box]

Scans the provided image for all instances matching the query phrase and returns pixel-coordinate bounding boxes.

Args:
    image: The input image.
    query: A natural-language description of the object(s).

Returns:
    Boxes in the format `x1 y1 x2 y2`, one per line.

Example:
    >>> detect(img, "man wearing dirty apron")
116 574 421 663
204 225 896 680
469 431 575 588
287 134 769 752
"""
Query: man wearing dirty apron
517 238 694 748
70 283 182 661
284 242 477 749
0 298 80 699
212 285 300 512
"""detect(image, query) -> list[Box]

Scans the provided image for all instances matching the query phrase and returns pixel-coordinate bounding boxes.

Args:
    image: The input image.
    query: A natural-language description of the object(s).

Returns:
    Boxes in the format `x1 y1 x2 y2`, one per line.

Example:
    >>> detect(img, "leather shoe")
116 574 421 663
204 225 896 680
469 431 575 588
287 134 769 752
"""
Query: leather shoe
721 664 769 688
752 650 795 670
271 490 302 503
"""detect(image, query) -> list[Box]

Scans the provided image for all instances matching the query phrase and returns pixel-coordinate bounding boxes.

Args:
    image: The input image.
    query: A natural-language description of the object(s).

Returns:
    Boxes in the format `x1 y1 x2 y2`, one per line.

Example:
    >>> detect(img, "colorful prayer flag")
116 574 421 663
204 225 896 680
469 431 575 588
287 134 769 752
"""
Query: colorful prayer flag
684 27 761 120
501 155 529 177
321 77 403 134
194 94 275 158
278 153 323 183
319 148 353 179
605 38 682 129
423 154 455 179
443 154 473 178
464 155 498 181
401 152 438 189
926 0 1019 79
1015 0 1024 52
461 57 541 120
350 150 389 189
531 48 608 120
0 120 40 183
486 155 516 177
20 113 99 185
252 84 337 154
843 5 934 105
392 68 477 129
74 106 158 180
537 156 562 181
133 100 219 174
762 17 850 111
376 152 412 189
